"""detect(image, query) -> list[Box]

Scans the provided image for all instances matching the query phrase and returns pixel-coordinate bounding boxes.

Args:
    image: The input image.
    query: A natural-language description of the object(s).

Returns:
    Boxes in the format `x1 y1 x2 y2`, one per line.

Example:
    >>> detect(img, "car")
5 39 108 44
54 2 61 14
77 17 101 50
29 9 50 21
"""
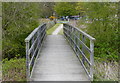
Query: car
69 16 80 20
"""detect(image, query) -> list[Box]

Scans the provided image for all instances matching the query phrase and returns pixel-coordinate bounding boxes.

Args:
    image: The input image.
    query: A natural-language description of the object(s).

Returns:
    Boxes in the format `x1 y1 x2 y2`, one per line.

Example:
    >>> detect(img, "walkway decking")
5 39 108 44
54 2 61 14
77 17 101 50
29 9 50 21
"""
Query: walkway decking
31 35 89 81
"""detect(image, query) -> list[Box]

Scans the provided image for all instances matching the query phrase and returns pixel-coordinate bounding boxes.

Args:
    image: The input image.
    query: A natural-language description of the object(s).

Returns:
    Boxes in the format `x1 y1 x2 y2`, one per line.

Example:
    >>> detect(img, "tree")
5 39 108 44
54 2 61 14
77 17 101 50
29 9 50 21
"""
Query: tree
76 2 86 17
38 2 55 18
2 2 41 59
80 2 118 61
54 2 78 16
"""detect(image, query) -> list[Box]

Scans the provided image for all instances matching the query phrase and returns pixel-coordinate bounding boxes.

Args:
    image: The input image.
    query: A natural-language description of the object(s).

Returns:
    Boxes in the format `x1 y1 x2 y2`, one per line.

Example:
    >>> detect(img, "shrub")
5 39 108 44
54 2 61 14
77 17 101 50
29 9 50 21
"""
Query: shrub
2 58 26 81
2 2 40 59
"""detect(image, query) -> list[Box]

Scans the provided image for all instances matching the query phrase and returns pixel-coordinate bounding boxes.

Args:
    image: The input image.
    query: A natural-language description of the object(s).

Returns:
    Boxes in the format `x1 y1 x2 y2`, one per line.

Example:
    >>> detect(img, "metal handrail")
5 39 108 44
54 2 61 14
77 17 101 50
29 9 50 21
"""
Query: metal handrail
25 23 46 80
63 23 95 81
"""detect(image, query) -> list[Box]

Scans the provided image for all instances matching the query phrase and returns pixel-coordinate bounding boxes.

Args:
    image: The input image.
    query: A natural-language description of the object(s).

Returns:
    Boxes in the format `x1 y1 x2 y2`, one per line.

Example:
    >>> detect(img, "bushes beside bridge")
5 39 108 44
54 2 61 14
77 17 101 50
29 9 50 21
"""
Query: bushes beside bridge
2 58 26 81
2 3 40 81
76 2 118 81
84 3 118 61
2 2 39 59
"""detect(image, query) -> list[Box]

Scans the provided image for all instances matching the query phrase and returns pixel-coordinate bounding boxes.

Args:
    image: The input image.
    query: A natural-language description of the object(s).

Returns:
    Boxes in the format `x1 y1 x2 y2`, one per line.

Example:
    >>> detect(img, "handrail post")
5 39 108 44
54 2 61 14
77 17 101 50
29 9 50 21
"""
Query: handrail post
78 32 80 55
74 28 76 51
70 26 73 45
82 35 85 64
39 26 41 47
90 40 94 81
37 29 40 47
45 25 47 36
25 41 30 81
31 37 34 57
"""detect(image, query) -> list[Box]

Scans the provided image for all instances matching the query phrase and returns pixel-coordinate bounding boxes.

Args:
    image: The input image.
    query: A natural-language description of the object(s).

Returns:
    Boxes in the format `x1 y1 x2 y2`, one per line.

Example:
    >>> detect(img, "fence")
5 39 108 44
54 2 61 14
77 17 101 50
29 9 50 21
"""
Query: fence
25 23 47 80
63 23 95 81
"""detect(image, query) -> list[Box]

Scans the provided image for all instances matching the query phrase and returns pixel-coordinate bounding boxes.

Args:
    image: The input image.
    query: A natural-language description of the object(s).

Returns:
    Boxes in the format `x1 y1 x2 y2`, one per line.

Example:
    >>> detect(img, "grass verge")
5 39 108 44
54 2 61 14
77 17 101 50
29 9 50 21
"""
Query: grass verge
47 23 61 35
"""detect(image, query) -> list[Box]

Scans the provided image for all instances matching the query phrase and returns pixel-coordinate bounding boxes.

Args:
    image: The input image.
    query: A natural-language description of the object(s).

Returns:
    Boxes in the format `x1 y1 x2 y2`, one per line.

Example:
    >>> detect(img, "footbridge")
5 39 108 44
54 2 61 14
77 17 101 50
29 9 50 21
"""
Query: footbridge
25 23 95 81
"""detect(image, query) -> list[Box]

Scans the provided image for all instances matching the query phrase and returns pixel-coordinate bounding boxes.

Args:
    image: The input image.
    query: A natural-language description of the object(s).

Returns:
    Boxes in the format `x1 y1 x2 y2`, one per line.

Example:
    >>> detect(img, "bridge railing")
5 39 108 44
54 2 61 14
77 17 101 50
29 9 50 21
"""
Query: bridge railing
25 23 46 80
63 23 95 81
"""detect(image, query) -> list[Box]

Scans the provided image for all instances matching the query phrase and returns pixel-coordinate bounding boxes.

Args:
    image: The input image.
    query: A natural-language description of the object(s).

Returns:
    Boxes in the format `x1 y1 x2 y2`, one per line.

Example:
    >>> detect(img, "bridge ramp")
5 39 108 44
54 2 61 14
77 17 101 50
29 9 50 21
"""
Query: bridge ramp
31 35 89 81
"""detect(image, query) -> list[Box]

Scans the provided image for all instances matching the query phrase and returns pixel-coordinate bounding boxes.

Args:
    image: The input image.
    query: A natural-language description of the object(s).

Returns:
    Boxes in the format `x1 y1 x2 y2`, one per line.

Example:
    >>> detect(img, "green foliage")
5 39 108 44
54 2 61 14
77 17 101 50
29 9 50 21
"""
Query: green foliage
77 2 118 61
38 2 55 18
54 2 78 16
76 3 118 80
0 2 1 17
0 19 1 51
2 2 41 59
76 2 86 16
2 58 26 81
